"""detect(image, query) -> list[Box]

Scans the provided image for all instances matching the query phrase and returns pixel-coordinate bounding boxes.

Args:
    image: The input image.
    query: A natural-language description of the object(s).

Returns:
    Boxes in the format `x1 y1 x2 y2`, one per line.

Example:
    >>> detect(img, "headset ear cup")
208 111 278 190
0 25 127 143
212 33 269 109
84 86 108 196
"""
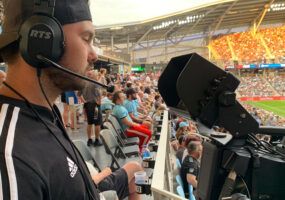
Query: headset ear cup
19 14 64 69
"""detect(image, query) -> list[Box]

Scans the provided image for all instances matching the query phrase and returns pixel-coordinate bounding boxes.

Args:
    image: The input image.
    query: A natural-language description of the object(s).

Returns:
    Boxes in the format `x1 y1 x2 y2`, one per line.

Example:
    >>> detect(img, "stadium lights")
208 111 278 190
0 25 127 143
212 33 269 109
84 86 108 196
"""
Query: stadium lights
153 14 205 30
267 3 285 12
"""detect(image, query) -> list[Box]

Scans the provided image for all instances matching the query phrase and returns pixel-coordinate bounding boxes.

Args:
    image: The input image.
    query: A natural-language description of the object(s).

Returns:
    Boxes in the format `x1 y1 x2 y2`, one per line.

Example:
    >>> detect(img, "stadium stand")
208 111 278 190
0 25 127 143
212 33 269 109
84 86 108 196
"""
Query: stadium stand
210 26 285 62
237 75 277 97
267 74 285 96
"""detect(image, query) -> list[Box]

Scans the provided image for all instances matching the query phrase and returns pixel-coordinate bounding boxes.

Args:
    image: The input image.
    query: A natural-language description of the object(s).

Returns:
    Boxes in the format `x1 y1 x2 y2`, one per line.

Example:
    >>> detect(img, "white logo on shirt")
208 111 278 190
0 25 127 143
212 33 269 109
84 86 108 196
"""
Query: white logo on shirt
67 157 78 178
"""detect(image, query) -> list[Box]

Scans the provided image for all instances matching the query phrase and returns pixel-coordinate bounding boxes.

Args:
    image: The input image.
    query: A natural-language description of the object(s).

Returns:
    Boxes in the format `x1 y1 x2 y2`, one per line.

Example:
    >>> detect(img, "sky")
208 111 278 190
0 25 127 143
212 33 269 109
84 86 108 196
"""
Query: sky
90 0 221 26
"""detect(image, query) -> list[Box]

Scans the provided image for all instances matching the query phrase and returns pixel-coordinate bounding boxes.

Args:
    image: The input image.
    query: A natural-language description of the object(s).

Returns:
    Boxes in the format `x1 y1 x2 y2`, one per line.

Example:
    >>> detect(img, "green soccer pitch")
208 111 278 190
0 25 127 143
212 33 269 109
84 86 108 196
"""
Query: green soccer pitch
246 101 285 117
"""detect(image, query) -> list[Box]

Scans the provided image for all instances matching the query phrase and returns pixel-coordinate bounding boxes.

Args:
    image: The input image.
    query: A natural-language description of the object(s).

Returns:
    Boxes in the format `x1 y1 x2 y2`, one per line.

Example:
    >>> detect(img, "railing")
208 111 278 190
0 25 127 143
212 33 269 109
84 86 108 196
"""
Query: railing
151 110 186 200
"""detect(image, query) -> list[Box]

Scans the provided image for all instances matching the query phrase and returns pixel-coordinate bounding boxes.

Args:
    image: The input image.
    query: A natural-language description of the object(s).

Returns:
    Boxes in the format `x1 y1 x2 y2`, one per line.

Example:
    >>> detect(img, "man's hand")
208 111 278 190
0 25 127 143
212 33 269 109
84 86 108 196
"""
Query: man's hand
132 123 140 127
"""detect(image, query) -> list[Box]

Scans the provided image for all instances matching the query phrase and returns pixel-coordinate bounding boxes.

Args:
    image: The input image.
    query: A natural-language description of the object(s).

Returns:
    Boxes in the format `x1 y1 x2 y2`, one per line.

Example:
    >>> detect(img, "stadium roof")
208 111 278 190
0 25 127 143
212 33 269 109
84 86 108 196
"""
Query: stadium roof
94 0 285 46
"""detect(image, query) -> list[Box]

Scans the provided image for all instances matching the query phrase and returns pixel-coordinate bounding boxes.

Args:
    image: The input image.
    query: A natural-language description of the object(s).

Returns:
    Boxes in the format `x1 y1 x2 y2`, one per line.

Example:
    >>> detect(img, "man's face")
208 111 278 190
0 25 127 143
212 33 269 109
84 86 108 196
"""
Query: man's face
45 21 98 91
118 93 125 104
132 93 137 100
197 144 203 160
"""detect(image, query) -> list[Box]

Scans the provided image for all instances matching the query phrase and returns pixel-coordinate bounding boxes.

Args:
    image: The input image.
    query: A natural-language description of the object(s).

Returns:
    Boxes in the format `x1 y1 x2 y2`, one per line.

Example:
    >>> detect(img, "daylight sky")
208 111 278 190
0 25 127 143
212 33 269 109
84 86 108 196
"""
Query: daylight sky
90 0 221 26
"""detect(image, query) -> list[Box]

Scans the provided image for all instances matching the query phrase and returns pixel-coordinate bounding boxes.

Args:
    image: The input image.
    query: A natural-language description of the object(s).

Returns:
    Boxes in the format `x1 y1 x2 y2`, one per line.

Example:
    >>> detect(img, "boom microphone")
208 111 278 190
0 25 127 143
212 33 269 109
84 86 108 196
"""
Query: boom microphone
36 55 115 93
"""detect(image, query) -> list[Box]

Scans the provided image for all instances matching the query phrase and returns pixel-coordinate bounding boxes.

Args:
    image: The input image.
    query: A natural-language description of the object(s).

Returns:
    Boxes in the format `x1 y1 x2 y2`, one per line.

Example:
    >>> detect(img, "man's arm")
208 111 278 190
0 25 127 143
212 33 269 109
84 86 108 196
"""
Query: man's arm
121 117 139 127
129 112 142 123
187 174 198 188
91 168 112 185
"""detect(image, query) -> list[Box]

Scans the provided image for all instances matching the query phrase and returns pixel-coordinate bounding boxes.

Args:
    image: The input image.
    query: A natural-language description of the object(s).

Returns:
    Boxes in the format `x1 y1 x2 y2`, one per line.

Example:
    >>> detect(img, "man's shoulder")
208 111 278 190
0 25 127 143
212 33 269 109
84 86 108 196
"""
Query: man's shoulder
182 156 197 167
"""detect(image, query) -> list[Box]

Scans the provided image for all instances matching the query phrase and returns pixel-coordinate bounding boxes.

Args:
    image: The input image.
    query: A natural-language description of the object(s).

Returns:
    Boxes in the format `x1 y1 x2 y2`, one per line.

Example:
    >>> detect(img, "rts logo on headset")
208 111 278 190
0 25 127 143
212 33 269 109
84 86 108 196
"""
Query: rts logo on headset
30 30 52 39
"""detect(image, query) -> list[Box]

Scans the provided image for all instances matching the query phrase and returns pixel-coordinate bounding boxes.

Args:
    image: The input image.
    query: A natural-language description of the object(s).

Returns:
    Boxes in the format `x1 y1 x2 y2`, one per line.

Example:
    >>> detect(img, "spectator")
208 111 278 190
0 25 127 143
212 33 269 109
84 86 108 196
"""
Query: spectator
101 92 113 113
112 91 152 151
154 95 165 110
180 135 201 164
181 141 203 197
176 122 189 139
78 70 103 146
123 88 152 130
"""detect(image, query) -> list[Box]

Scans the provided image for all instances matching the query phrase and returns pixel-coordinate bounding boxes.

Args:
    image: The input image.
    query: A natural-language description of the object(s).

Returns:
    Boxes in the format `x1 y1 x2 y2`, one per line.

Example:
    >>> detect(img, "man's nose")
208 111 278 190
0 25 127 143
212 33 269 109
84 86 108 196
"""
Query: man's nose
88 46 98 63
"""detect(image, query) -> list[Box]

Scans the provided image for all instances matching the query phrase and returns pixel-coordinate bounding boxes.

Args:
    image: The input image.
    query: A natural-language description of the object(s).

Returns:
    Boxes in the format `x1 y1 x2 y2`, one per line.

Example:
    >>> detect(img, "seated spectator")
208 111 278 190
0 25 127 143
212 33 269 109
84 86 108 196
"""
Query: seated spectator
181 135 201 164
181 141 203 197
154 95 165 110
176 122 189 139
123 88 152 130
175 136 186 163
86 161 143 200
101 92 113 113
112 91 152 151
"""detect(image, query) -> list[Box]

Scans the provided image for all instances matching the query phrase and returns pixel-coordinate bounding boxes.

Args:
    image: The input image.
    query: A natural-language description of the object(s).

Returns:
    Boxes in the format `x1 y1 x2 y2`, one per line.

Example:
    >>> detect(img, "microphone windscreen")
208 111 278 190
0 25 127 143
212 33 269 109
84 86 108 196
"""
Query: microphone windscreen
107 85 115 93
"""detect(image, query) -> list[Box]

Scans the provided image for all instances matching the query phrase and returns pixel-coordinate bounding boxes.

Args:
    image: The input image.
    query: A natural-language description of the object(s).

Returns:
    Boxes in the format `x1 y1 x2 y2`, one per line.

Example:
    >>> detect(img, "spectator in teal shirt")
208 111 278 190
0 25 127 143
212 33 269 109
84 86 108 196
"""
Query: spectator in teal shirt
101 93 113 113
123 89 152 130
112 91 152 151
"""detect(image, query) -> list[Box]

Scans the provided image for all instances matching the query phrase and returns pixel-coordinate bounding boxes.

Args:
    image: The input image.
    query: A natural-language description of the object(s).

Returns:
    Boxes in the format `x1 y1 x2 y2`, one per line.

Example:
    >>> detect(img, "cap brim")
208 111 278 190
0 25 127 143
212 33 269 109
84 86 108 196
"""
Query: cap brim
0 31 19 62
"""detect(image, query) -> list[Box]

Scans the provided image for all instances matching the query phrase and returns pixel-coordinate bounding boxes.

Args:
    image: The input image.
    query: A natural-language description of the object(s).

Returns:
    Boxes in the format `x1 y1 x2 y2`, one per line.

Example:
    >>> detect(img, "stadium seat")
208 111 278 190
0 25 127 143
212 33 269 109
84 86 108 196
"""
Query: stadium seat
176 185 186 198
176 175 183 187
73 140 101 172
176 158 182 170
107 115 140 144
103 121 139 146
100 129 140 158
188 184 196 200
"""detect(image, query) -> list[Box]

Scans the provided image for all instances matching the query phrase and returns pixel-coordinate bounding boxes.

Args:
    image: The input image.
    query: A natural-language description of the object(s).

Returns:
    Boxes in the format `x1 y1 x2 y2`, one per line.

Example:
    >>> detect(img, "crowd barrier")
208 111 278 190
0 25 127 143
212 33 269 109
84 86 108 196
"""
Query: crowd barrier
151 110 186 200
238 96 285 101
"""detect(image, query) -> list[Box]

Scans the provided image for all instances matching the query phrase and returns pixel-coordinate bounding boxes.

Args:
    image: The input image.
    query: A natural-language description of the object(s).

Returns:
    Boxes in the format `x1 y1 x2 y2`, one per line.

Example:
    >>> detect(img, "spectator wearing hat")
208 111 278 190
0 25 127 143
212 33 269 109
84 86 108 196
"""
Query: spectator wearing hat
176 122 189 139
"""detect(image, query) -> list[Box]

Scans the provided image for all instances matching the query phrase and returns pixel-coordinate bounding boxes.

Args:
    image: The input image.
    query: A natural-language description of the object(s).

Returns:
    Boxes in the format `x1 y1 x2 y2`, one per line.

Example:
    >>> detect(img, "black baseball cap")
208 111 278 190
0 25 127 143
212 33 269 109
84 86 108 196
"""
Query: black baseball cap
0 0 92 59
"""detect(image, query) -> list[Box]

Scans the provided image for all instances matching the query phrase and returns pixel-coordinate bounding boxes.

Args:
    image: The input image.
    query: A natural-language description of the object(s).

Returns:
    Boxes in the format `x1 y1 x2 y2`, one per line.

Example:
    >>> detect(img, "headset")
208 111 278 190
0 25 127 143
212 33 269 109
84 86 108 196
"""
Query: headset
14 0 110 199
19 0 64 69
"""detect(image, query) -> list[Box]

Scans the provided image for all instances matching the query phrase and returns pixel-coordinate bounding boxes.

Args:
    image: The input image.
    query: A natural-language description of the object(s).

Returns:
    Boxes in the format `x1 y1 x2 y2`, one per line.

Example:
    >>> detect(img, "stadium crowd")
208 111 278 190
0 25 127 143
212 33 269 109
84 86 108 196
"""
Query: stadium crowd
237 75 276 97
267 74 285 96
211 26 285 62
241 102 285 128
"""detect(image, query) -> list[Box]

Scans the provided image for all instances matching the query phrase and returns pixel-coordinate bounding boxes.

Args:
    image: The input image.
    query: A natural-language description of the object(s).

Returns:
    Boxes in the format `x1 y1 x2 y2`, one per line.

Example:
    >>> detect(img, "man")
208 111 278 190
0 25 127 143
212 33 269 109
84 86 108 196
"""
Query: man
180 141 203 197
0 69 6 86
79 70 103 146
99 68 107 85
101 92 113 113
112 91 152 150
154 95 165 110
123 88 152 130
0 0 111 199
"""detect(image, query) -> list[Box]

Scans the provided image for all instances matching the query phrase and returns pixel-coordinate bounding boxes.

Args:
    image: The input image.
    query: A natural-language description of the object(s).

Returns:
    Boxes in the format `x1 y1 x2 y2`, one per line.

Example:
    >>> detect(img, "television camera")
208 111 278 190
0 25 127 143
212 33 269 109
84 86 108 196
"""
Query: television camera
158 53 285 200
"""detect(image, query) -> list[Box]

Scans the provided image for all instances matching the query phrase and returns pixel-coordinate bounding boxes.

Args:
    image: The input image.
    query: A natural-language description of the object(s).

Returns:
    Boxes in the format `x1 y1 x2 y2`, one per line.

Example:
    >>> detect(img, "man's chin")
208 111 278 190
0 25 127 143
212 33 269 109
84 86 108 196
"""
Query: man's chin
48 70 88 92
